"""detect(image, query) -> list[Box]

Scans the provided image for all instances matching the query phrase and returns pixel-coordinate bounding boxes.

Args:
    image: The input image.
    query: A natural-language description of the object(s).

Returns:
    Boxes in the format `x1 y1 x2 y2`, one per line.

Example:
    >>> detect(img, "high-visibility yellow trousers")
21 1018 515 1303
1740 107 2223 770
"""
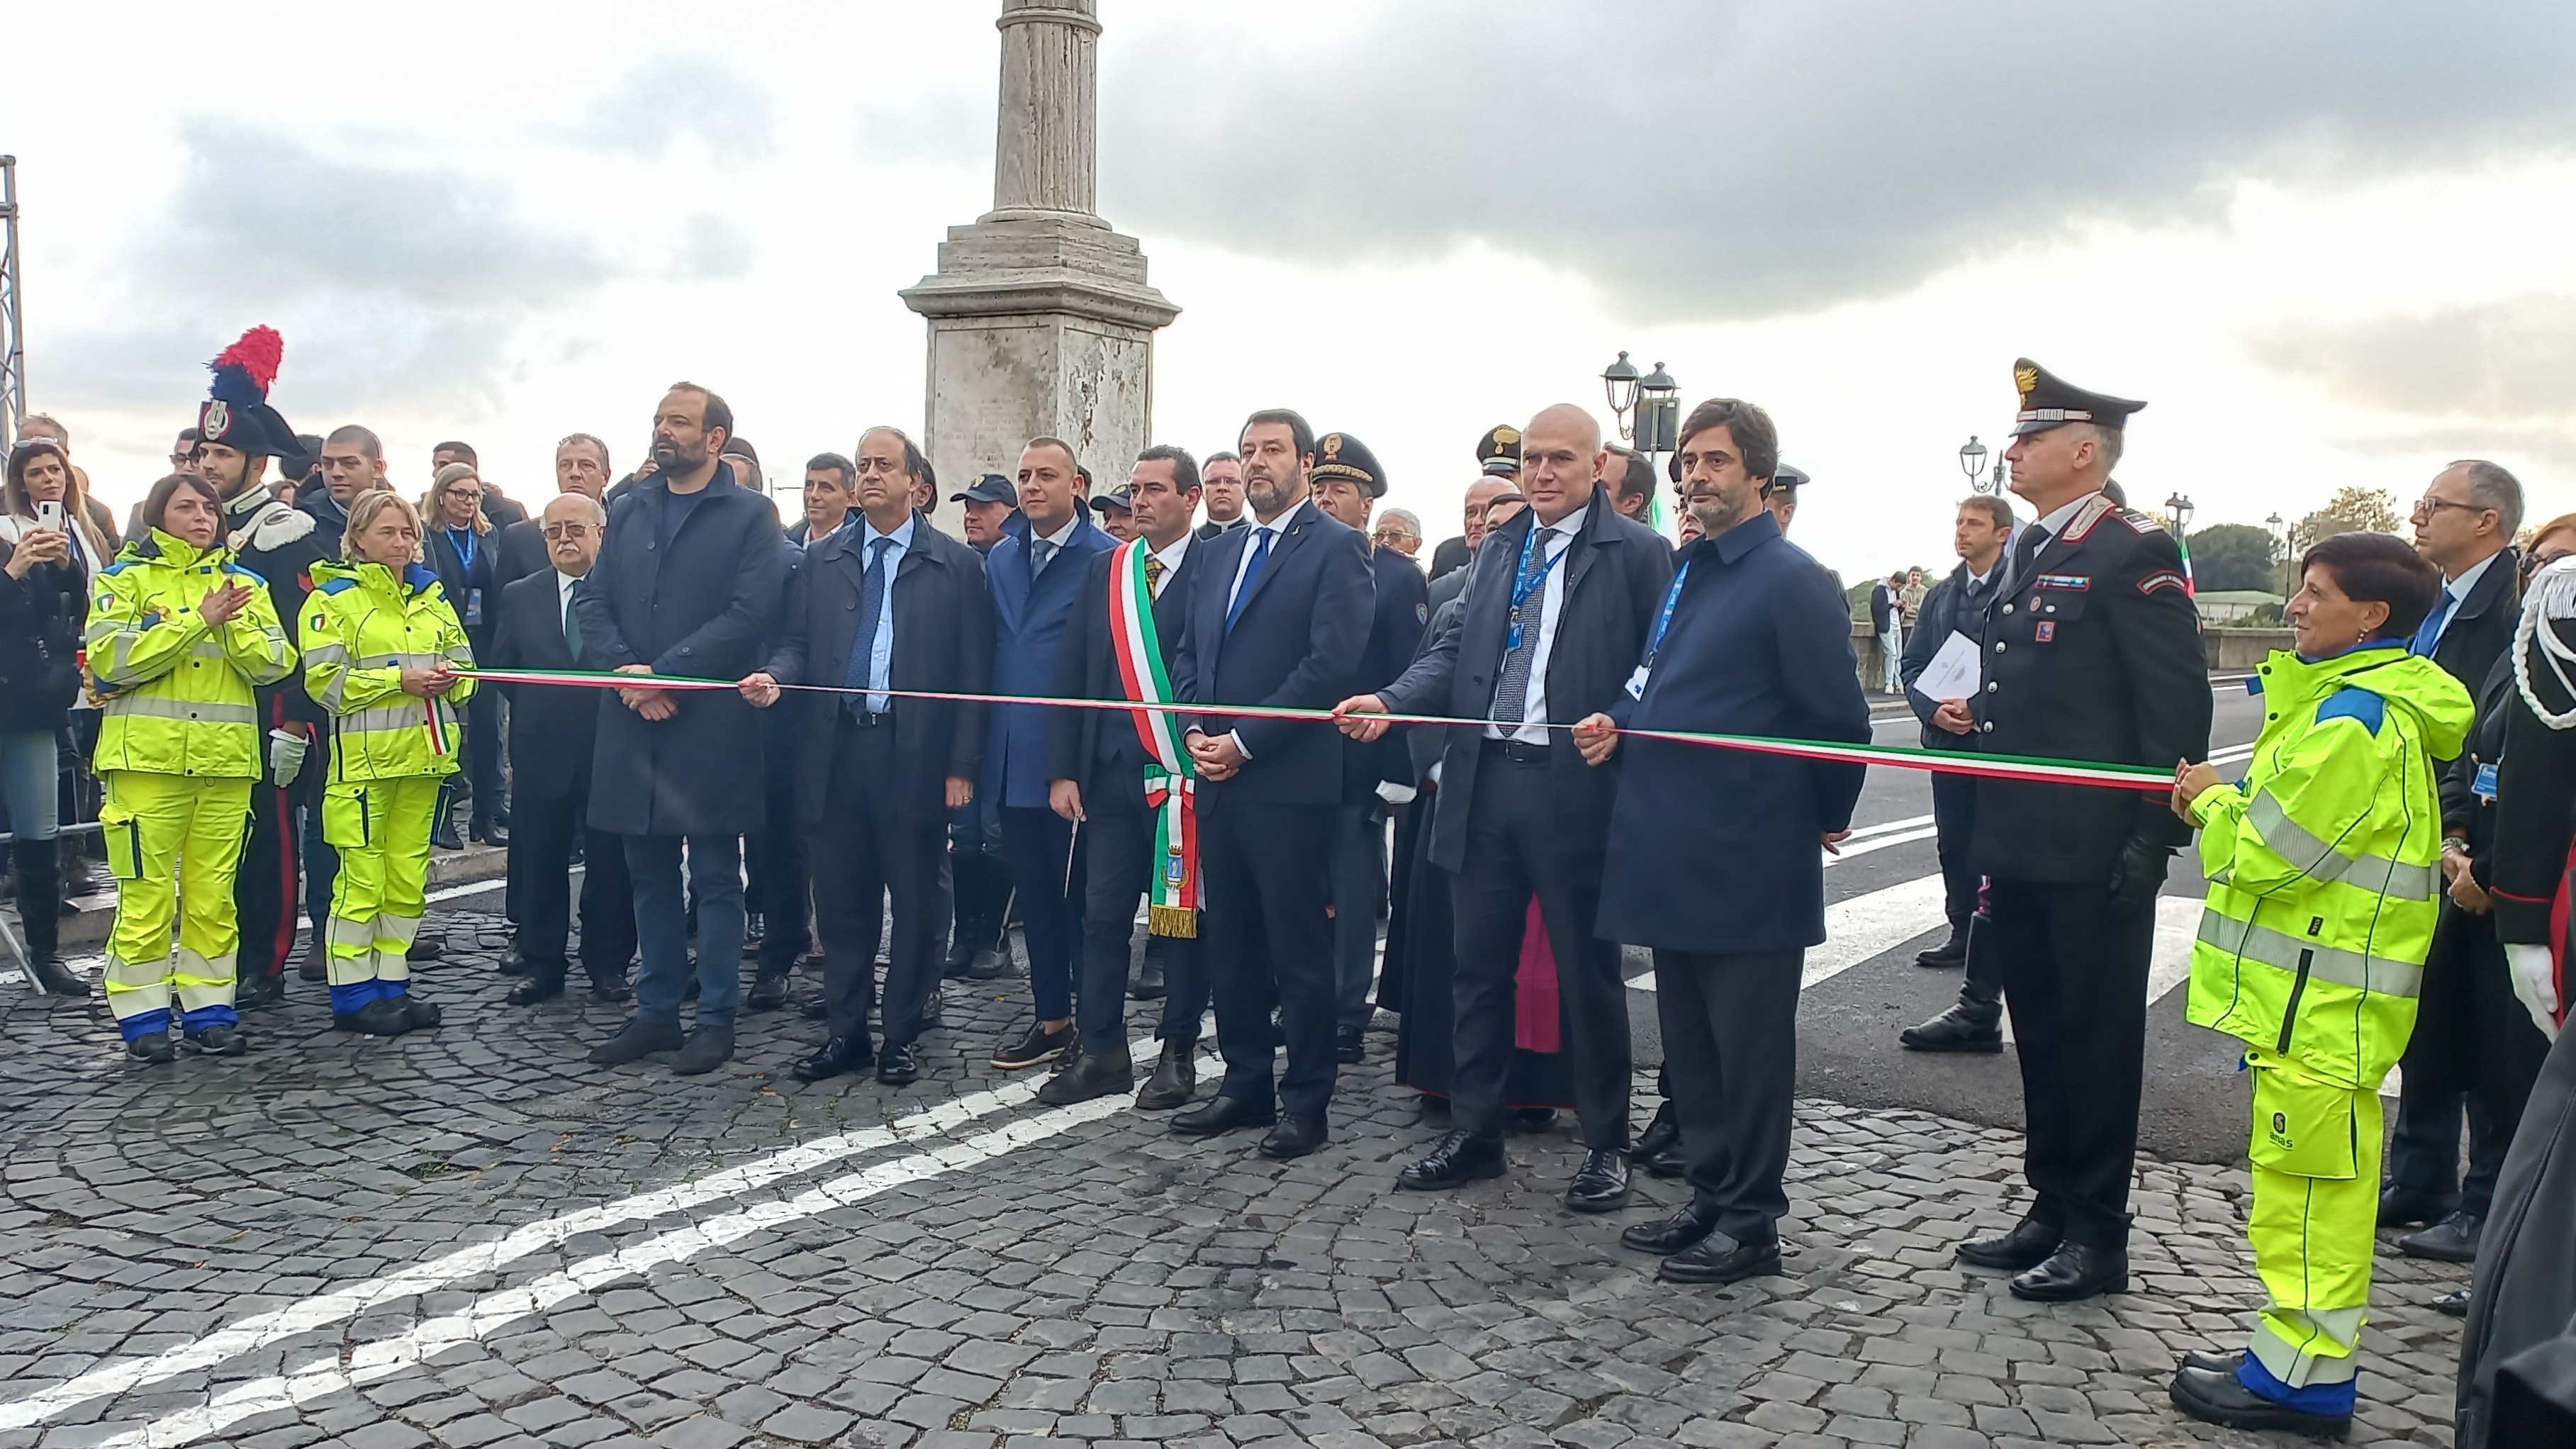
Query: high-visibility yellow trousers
99 770 253 1041
2241 1048 2380 1404
321 776 439 1013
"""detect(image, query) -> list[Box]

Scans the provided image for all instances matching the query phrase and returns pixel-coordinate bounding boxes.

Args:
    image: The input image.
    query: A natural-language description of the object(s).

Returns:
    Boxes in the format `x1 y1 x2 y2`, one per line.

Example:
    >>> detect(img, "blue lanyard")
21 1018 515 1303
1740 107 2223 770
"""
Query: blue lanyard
1642 561 1691 666
447 526 476 574
1505 524 1570 650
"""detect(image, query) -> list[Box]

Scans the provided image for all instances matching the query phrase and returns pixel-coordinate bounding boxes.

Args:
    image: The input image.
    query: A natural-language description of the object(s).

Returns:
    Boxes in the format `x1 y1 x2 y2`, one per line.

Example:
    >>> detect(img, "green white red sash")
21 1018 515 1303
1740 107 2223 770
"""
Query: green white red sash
1106 539 1200 936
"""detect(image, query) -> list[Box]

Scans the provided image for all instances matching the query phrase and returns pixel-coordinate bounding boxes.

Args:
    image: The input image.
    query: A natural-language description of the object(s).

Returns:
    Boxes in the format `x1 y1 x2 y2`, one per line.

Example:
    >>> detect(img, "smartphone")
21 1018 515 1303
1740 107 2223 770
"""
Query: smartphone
35 499 63 532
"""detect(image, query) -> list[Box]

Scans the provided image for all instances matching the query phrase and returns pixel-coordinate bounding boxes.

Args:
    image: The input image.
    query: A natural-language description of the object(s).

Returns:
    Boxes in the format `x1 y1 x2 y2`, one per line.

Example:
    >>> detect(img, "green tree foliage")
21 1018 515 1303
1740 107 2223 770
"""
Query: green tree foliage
2301 486 2404 542
2186 523 2280 593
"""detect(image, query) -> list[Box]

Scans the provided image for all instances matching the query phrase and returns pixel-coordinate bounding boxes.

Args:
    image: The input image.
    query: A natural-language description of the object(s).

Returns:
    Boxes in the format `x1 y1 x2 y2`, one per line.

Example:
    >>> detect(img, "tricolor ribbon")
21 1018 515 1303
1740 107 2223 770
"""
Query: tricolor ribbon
457 667 2180 794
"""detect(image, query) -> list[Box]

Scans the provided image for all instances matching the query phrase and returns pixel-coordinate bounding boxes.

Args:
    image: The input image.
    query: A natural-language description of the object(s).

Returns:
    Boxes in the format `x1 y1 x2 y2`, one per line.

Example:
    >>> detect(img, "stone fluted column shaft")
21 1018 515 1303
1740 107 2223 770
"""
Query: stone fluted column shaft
992 0 1100 218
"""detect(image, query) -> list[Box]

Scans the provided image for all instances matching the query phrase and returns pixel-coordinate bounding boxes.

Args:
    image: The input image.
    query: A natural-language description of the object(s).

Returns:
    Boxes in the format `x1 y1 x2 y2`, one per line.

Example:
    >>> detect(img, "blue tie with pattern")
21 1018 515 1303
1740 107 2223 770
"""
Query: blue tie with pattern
845 537 895 715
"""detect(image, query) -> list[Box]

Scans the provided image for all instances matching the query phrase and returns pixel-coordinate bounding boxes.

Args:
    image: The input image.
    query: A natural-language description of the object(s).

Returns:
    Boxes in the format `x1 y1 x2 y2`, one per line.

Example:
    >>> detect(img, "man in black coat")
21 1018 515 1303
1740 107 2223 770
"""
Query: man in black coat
1307 432 1429 1064
1581 398 1870 1287
1950 360 2211 1303
1038 446 1211 1108
574 384 788 1076
2384 459 2530 1256
744 427 990 1087
1899 495 2015 1051
1343 403 1671 1212
1167 409 1374 1159
487 493 634 1005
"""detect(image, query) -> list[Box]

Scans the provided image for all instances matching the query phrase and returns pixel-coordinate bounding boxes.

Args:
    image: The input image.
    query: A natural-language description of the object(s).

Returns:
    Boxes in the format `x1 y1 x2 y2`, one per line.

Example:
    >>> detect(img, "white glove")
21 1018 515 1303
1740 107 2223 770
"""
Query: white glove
2505 943 2563 1041
268 727 309 788
1375 781 1419 806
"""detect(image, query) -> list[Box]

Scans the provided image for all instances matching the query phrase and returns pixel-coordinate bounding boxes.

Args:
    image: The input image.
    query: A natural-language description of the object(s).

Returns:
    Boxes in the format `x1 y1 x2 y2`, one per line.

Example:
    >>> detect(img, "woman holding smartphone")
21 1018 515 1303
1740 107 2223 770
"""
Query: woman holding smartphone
0 444 90 995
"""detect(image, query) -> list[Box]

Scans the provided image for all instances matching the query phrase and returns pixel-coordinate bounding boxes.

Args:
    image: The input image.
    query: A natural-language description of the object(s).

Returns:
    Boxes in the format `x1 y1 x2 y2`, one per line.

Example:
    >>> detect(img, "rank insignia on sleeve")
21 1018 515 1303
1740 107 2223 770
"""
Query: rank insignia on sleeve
2137 571 2189 595
2034 621 2056 642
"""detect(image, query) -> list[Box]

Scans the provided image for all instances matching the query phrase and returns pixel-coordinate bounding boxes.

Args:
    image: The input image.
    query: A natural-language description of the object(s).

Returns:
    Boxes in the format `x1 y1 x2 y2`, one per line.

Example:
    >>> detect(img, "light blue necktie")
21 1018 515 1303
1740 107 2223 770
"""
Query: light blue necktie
1226 527 1274 632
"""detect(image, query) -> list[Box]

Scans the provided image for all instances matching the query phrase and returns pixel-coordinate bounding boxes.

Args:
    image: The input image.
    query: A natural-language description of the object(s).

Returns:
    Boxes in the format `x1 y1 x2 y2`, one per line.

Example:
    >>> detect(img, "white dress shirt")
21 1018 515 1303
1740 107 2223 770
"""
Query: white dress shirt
1029 513 1078 576
858 514 916 713
1149 531 1192 600
1216 497 1313 759
2425 549 2501 649
555 567 581 628
1486 508 1586 744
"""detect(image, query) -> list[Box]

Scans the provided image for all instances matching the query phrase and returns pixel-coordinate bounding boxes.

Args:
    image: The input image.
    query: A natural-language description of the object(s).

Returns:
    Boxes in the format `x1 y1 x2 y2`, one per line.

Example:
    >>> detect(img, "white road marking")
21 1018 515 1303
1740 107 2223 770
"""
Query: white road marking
89 1056 1215 1449
0 1036 1157 1436
1627 871 1951 992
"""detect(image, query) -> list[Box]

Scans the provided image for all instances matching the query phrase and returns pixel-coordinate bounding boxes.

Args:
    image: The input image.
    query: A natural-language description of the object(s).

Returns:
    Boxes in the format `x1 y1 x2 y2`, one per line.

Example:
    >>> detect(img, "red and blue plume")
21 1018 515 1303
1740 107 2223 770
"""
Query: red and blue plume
206 325 284 405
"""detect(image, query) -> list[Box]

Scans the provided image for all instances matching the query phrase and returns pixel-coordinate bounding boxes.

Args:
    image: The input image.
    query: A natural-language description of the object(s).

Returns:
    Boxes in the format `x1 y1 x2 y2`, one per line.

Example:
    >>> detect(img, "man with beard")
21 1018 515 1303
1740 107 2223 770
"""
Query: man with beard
194 328 336 1009
1168 409 1373 1158
576 382 788 1076
1581 397 1871 1285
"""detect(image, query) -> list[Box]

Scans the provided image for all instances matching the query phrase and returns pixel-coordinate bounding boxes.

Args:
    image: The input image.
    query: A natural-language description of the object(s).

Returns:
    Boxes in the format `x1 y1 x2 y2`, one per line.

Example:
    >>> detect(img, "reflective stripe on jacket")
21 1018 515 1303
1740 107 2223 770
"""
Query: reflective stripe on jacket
303 560 478 783
2186 644 2473 1089
84 529 293 778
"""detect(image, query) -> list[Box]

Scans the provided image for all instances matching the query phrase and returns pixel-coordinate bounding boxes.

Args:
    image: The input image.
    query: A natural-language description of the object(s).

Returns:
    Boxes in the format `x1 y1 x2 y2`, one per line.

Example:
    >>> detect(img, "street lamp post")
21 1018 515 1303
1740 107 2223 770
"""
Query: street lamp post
1959 435 1999 495
2266 510 2290 595
1602 352 1641 443
1636 362 1679 456
2163 492 2195 540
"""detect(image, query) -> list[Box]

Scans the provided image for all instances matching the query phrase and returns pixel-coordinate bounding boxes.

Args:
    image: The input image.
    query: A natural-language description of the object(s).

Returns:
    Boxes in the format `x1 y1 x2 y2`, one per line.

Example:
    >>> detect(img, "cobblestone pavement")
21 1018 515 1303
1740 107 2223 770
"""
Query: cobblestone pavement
0 907 2473 1449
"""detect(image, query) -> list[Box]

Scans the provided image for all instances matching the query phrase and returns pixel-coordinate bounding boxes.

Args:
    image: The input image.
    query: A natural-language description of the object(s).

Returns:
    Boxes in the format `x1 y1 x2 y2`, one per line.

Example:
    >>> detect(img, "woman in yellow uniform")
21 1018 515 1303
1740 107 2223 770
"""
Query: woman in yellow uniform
302 490 475 1035
85 472 294 1062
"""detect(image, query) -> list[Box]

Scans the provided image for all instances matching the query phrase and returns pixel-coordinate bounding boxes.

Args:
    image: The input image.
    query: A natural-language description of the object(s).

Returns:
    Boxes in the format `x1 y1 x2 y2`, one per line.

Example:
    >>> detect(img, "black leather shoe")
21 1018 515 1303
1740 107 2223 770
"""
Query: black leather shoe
745 971 790 1011
2178 1348 2245 1374
1634 1102 1679 1162
1642 1143 1687 1180
298 940 328 983
1510 1107 1560 1132
1398 1129 1506 1190
1566 1150 1632 1212
2010 1243 2128 1302
1335 1024 1365 1064
1914 937 1968 968
992 1020 1077 1070
2435 1288 2469 1318
430 821 464 851
2398 1209 2482 1263
588 973 632 1004
672 1024 734 1075
875 1043 919 1085
1037 1048 1135 1106
30 953 89 997
793 1035 873 1083
588 1018 685 1064
2169 1363 2351 1440
1134 1040 1197 1111
2378 1181 2453 1229
1956 1217 2061 1271
126 1033 177 1065
1259 1113 1329 1159
181 1024 248 1056
398 997 442 1031
1172 1094 1275 1138
234 973 283 1009
496 948 529 977
1620 1201 1720 1256
1659 1229 1781 1286
352 998 414 1036
405 934 445 963
1900 1002 2003 1053
507 978 565 1006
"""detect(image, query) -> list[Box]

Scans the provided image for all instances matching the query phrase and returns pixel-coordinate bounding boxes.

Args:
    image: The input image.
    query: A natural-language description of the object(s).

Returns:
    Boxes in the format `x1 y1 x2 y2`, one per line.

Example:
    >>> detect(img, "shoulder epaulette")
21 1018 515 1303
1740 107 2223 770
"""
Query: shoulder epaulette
2316 687 2385 735
2055 493 2119 543
2112 508 2166 535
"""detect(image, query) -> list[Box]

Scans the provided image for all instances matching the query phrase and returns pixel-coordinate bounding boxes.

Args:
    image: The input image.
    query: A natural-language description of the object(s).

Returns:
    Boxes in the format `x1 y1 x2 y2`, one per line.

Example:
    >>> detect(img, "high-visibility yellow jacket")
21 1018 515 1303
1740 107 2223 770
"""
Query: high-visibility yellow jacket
84 529 294 778
303 561 478 783
2188 644 2473 1090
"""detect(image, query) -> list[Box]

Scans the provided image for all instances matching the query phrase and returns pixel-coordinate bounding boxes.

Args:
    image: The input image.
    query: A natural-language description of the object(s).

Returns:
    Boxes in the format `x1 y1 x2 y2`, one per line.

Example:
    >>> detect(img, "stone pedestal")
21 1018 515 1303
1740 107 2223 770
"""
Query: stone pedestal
902 0 1177 527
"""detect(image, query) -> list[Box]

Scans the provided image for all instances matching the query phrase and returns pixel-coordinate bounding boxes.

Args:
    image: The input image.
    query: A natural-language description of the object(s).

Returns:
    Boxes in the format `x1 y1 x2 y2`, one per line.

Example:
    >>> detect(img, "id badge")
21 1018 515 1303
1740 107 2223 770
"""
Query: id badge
463 587 484 627
2475 761 2499 802
1623 663 1651 700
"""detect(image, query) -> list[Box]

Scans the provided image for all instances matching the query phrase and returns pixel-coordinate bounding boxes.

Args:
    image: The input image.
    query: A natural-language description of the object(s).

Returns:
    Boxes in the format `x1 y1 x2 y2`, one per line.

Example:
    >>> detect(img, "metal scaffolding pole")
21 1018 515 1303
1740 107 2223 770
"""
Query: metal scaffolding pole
0 156 23 449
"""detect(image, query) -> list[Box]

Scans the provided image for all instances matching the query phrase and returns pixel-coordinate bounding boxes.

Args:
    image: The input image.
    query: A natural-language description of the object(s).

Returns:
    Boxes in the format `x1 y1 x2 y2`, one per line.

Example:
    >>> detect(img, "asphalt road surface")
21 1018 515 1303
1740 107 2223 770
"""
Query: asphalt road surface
1619 676 2268 1166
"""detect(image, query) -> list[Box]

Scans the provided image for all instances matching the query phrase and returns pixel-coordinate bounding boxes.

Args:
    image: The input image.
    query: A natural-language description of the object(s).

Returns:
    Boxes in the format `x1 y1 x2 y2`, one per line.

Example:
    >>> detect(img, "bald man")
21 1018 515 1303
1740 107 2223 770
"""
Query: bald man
1338 404 1674 1211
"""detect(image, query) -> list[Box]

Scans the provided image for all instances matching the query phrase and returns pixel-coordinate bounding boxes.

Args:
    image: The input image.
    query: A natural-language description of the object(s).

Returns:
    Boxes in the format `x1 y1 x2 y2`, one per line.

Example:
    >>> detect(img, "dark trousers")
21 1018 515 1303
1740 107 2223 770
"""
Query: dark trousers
627 832 742 1027
2392 905 2553 1216
1930 769 1978 946
461 689 504 825
1000 805 1086 1022
511 778 634 985
234 768 311 985
1202 793 1339 1117
1448 743 1631 1149
810 719 947 1048
1654 946 1801 1243
1075 779 1209 1048
1989 875 2154 1250
1331 802 1387 1030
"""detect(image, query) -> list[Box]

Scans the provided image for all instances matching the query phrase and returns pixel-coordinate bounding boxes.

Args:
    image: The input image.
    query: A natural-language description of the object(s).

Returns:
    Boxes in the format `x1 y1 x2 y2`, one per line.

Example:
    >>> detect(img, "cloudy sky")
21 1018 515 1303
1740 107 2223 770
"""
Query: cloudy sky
14 1 2576 578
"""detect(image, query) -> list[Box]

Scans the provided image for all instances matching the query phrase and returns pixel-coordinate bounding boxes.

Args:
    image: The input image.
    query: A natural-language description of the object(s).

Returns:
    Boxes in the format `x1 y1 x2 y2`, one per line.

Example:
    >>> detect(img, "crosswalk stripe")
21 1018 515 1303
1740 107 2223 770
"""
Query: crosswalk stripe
1625 871 1949 992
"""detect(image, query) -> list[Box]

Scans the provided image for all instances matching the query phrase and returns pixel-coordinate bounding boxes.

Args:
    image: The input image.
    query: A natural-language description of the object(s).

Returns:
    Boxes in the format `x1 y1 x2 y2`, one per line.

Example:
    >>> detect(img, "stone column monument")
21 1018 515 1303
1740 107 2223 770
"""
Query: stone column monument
901 0 1179 529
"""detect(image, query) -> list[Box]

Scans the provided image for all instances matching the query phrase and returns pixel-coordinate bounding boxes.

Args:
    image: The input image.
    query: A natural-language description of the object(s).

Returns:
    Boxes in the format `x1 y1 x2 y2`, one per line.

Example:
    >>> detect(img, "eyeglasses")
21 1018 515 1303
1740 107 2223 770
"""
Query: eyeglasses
540 522 595 539
2412 496 2486 518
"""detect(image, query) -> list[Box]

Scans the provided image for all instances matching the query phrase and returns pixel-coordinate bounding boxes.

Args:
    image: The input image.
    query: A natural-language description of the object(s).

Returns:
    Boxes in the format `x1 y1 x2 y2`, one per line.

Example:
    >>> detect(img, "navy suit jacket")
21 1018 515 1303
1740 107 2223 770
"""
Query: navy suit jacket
983 501 1115 810
1172 498 1374 807
1596 508 1871 953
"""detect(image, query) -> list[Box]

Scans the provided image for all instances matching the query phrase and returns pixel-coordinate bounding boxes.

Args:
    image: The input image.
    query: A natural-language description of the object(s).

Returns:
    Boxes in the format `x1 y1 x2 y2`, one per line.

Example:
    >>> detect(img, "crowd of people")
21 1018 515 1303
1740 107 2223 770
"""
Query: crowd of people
13 332 2576 1441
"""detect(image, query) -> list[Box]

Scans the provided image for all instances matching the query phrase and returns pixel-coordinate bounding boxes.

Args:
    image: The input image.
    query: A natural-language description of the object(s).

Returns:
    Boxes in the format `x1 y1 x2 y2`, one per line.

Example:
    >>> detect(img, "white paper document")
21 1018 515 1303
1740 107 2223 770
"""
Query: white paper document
1908 630 1983 703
